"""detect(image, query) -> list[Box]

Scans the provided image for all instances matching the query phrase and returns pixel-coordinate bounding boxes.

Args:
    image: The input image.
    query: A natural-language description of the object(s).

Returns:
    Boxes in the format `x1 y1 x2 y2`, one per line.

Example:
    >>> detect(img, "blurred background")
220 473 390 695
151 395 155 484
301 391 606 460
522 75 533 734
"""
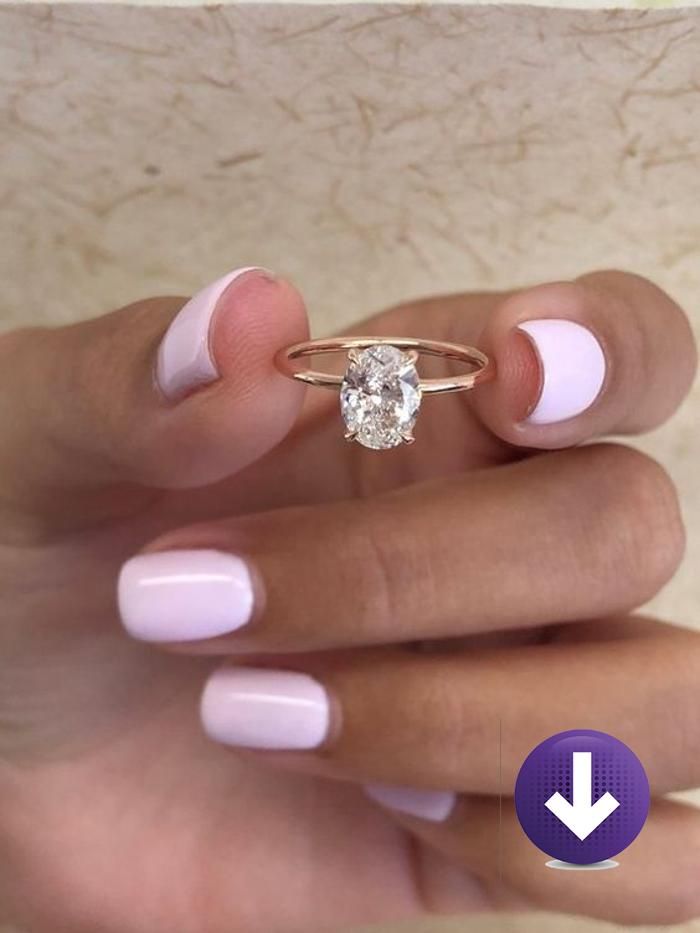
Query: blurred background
1 4 699 932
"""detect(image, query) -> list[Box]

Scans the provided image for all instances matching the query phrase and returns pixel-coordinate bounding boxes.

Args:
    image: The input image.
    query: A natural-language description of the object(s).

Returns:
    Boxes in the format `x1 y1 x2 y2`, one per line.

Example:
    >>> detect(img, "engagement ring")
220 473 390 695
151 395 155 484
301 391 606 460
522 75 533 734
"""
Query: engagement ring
275 337 493 450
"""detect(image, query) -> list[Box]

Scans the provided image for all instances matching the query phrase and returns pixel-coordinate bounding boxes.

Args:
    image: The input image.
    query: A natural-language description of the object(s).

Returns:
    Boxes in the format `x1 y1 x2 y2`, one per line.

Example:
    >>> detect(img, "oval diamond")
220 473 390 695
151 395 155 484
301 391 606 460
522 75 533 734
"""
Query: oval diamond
340 344 421 449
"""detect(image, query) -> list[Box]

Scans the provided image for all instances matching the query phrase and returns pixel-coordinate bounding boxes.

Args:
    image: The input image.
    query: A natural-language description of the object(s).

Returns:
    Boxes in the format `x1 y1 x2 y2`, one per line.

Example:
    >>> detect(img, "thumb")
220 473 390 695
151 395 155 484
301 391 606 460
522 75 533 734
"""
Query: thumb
0 267 308 534
468 270 696 449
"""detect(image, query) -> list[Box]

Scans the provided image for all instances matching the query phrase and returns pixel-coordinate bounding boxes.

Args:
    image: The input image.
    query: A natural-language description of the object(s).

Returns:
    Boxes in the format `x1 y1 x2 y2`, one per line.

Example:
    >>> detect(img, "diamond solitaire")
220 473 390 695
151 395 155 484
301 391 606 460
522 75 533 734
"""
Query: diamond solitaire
275 335 492 449
340 345 421 449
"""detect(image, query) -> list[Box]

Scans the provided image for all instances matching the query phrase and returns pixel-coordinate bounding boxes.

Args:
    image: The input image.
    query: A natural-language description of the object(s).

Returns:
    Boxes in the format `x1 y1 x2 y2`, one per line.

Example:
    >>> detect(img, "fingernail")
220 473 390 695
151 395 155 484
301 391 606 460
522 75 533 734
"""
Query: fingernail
118 549 254 643
364 783 456 822
201 667 331 750
156 266 272 399
517 319 606 424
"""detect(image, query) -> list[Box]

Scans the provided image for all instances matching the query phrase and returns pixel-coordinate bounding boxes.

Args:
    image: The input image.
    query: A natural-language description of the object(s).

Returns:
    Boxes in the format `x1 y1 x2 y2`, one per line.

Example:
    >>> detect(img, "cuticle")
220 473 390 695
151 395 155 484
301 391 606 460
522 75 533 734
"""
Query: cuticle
319 684 344 752
514 325 544 422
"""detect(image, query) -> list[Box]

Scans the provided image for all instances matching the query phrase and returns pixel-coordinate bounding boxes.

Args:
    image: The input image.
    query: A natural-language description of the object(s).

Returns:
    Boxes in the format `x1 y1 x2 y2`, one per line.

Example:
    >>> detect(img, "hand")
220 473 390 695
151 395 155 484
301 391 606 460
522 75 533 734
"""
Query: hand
0 268 697 932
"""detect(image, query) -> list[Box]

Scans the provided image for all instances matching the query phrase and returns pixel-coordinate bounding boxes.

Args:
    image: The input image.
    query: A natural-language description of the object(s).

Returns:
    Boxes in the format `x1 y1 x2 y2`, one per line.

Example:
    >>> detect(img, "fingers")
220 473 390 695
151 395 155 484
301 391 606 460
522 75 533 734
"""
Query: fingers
0 267 308 535
371 795 700 926
469 269 697 448
197 620 700 797
117 443 684 650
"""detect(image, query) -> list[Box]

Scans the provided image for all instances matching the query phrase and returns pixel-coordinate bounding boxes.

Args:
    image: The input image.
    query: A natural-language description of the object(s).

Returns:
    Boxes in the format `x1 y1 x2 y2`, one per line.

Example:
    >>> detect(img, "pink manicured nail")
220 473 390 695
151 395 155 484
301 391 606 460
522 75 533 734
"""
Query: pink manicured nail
201 667 331 750
156 266 271 399
364 783 456 822
518 319 606 424
118 549 254 643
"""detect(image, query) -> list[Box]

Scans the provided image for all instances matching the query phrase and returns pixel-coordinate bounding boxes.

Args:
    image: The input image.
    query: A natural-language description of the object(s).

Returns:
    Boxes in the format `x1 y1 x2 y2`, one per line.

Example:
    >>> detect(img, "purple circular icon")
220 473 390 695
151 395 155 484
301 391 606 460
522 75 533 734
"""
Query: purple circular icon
514 729 650 864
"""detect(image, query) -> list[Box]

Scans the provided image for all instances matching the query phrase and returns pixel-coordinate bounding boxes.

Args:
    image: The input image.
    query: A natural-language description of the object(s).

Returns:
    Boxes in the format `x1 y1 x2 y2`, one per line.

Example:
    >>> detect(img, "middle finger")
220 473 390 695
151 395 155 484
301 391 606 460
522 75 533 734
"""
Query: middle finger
118 442 683 652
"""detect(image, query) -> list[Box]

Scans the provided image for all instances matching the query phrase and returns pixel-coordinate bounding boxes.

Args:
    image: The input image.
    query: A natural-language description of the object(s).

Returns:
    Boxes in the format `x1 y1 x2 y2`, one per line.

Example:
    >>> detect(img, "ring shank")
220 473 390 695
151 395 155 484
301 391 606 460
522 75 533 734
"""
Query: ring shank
275 336 493 393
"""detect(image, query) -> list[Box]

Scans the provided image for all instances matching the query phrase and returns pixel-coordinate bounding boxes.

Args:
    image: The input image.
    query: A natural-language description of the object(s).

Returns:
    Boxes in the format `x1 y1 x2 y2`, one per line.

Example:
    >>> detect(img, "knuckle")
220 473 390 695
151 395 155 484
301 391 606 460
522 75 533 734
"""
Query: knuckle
353 497 434 642
358 503 404 637
588 444 685 602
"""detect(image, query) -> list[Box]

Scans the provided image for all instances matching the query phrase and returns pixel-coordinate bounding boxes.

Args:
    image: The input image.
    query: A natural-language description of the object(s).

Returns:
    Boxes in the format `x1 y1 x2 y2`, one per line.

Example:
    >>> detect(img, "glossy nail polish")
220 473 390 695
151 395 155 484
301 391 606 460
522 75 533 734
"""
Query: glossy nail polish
156 266 271 399
118 549 254 642
518 319 606 424
201 667 331 750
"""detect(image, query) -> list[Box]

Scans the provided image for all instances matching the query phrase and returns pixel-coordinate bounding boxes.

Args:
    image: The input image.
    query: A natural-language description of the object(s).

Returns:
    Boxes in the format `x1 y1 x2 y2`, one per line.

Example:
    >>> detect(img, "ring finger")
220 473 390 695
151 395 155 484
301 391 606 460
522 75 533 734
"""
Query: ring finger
197 618 700 796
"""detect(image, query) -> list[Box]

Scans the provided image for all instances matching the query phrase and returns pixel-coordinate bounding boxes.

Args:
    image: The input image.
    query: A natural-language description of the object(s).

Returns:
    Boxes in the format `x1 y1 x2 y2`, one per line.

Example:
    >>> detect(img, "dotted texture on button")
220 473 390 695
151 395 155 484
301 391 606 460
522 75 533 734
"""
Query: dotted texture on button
514 729 650 864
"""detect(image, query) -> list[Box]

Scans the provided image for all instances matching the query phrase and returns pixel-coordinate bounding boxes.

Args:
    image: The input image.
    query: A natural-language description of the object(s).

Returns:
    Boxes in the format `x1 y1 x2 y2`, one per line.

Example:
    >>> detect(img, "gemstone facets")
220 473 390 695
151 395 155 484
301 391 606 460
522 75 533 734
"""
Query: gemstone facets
340 345 421 449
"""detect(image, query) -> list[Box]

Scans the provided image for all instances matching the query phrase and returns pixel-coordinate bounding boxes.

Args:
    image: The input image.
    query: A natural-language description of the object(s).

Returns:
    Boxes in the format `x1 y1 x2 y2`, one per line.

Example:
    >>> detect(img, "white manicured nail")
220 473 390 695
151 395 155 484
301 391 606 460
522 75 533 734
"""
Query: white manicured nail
201 667 331 750
118 549 254 642
518 319 606 424
156 266 271 399
364 783 457 822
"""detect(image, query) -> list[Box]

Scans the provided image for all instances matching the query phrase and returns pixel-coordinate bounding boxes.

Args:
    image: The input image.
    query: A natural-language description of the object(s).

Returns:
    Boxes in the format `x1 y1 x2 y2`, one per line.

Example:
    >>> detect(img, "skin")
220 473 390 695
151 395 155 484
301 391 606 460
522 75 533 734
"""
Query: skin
0 269 698 933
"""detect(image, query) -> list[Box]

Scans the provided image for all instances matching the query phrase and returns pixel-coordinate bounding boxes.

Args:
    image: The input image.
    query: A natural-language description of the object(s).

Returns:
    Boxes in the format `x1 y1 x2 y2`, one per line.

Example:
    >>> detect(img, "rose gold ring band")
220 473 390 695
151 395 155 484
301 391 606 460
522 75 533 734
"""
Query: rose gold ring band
274 336 493 394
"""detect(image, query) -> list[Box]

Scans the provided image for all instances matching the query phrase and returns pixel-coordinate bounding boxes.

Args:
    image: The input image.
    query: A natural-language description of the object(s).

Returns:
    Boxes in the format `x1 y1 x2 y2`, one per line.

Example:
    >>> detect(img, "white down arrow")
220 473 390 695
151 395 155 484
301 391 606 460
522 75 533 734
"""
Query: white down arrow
545 751 620 841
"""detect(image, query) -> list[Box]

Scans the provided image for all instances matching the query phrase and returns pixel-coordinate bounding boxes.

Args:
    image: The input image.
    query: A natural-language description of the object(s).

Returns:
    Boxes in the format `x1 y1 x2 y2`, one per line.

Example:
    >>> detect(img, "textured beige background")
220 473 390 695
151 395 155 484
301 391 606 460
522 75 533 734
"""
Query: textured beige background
1 4 700 932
